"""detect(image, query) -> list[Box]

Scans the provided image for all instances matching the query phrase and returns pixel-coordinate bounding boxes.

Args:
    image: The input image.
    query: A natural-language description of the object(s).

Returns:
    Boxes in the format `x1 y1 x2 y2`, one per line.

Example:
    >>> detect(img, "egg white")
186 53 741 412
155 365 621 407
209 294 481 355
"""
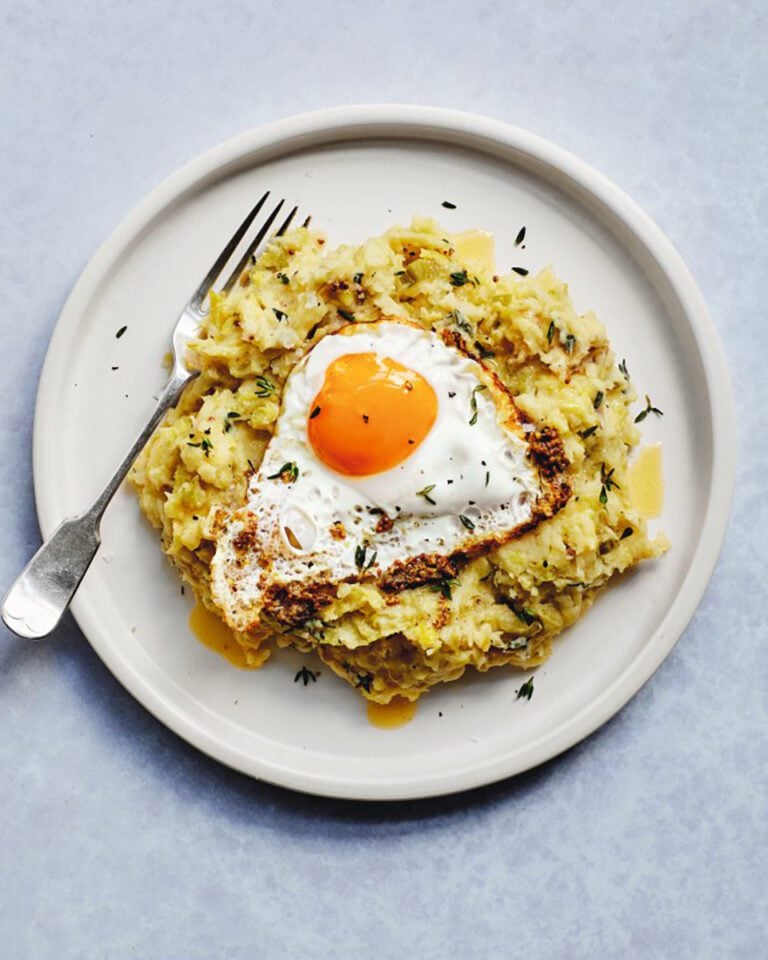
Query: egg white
211 322 543 627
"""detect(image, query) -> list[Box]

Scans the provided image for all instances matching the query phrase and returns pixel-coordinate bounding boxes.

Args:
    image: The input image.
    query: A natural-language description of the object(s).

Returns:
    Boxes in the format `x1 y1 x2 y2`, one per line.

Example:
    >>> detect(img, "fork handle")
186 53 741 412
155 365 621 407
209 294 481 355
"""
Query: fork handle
2 365 195 640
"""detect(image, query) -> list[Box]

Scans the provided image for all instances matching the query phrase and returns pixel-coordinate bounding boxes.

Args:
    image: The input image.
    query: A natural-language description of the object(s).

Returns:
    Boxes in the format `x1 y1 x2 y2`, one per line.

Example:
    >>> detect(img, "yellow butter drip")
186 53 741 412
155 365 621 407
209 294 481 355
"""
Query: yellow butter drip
366 696 418 729
189 601 255 669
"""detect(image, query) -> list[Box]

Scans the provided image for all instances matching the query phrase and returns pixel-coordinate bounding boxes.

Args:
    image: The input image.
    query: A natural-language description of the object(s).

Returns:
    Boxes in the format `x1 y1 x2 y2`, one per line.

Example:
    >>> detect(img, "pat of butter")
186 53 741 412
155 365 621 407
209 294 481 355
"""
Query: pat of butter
627 444 664 519
452 230 495 272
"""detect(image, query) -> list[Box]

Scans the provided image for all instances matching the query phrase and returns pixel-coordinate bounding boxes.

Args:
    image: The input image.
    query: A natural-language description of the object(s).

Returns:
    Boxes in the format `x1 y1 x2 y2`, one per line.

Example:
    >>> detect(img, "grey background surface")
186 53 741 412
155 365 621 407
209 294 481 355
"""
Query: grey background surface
1 2 766 957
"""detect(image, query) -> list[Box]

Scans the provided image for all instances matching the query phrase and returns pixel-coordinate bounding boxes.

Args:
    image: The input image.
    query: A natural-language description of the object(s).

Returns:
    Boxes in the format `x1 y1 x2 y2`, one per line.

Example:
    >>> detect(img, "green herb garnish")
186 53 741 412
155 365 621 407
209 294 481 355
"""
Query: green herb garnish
469 384 486 425
430 576 457 600
599 463 620 505
187 437 213 457
634 394 664 423
512 605 536 625
459 514 475 530
253 375 276 398
579 425 598 439
272 308 287 322
563 333 576 354
512 266 529 277
416 484 437 505
441 200 457 209
620 527 634 539
546 320 555 345
619 358 629 379
450 270 469 287
353 272 364 284
309 405 321 419
354 544 377 571
277 271 290 285
453 309 473 334
355 673 374 693
515 226 526 246
268 461 299 483
294 666 318 686
515 677 535 701
593 391 604 410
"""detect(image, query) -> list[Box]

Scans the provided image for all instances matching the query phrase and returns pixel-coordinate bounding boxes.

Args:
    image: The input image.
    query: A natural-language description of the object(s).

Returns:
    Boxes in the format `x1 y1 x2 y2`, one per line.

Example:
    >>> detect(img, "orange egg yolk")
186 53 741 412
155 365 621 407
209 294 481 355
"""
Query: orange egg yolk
307 353 437 476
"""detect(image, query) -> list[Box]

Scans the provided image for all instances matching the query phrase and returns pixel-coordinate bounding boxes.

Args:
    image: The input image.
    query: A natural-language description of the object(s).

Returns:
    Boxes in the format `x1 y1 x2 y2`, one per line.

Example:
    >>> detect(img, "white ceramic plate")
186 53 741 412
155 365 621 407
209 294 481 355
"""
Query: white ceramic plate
34 106 734 800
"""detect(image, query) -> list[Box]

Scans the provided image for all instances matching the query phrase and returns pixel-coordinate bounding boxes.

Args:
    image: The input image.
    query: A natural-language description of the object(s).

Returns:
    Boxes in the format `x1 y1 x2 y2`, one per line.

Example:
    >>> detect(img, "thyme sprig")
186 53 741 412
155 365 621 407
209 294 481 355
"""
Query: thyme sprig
416 484 437 505
634 395 664 423
268 461 299 483
294 666 318 686
187 437 213 457
452 309 473 335
354 544 377 571
469 384 487 425
515 677 535 701
355 673 374 693
253 375 276 398
599 463 620 505
430 576 457 600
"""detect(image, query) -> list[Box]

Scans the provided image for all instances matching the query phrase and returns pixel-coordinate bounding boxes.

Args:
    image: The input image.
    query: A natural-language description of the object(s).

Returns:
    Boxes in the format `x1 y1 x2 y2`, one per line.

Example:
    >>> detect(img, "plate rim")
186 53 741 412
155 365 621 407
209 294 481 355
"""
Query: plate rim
32 104 736 800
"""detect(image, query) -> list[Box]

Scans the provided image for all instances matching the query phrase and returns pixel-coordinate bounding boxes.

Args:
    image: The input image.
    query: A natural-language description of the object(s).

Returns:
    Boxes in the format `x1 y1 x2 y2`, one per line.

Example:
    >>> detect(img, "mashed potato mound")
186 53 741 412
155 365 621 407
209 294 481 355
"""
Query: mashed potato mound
129 218 667 702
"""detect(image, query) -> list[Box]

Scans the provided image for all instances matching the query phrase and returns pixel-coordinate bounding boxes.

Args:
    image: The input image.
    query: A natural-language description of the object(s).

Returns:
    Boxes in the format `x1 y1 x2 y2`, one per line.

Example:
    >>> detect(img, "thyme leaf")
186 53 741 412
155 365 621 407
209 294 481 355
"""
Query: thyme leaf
338 308 355 321
354 544 377 571
355 673 374 693
272 308 287 322
459 514 476 530
416 484 437 505
268 461 299 483
450 270 469 287
469 384 486 425
634 394 664 423
515 226 526 246
452 309 473 335
512 605 536 625
294 666 318 686
253 375 276 398
512 266 529 277
430 576 457 600
593 391 604 410
515 677 535 701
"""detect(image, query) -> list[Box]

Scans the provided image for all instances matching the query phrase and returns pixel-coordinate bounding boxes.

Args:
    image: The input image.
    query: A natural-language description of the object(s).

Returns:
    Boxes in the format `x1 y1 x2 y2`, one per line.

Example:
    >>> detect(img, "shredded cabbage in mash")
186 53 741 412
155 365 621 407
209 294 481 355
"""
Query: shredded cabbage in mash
129 218 667 703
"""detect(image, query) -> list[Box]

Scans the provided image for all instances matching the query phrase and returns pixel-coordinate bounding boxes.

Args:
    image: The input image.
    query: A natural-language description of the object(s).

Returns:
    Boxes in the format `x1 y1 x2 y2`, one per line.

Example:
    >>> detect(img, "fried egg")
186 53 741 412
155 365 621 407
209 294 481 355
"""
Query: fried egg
211 321 567 632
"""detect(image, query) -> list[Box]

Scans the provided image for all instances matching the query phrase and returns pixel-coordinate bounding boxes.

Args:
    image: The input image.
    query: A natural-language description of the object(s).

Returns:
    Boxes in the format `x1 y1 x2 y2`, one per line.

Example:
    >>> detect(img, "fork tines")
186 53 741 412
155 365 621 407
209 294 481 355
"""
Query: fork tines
190 192 302 311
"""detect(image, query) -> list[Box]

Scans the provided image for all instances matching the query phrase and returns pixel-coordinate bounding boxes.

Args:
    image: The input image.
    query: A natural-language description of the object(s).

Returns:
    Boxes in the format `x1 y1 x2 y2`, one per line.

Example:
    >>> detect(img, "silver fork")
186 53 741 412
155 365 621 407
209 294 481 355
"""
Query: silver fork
3 192 303 640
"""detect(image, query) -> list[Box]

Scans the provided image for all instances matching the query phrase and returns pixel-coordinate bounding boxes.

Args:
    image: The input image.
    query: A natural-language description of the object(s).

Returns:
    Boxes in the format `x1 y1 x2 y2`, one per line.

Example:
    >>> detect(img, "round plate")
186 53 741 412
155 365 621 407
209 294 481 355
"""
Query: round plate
34 105 734 800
